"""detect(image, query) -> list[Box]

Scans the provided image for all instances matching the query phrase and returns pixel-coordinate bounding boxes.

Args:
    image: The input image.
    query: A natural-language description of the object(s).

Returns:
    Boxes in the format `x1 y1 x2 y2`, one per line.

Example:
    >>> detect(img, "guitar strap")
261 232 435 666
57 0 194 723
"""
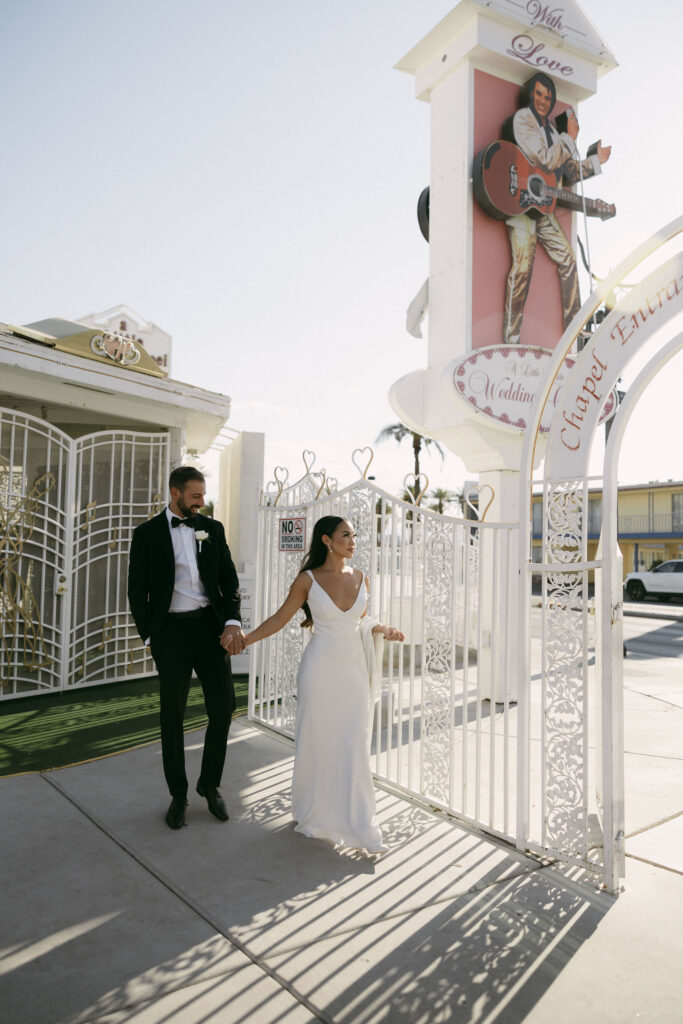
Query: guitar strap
564 133 594 287
576 234 600 283
576 151 593 285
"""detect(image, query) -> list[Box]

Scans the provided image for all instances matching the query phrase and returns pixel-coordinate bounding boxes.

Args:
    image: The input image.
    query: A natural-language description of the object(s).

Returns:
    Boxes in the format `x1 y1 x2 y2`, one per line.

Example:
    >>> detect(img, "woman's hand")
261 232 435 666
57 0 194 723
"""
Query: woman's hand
372 624 404 642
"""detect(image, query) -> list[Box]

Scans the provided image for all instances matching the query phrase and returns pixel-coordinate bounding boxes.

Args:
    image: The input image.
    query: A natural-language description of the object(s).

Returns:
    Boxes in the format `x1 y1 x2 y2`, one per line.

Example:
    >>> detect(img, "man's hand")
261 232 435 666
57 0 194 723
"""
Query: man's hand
596 139 611 164
220 624 246 655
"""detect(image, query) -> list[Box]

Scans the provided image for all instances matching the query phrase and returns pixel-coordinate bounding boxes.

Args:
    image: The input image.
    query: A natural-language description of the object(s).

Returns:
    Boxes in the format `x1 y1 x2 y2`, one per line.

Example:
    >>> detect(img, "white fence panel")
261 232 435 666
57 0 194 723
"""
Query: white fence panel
250 469 520 846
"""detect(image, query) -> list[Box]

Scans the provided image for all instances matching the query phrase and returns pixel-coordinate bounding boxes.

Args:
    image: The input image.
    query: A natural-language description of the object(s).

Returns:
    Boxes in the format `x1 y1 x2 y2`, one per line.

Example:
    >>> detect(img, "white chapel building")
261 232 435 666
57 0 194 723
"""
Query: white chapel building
0 312 263 699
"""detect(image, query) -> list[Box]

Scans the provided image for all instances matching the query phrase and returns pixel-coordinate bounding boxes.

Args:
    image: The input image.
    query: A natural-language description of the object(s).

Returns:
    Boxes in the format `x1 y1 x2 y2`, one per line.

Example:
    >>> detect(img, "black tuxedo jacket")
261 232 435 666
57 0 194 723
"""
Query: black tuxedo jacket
127 511 241 642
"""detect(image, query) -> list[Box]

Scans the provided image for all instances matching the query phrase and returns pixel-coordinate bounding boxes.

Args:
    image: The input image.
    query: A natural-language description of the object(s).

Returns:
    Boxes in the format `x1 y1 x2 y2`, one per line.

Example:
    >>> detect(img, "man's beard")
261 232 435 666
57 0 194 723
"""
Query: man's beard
178 495 199 518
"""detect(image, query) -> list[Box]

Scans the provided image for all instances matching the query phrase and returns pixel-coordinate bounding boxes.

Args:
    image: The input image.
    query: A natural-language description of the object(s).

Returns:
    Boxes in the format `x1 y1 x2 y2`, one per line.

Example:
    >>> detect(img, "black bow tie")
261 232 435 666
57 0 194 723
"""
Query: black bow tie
171 516 194 528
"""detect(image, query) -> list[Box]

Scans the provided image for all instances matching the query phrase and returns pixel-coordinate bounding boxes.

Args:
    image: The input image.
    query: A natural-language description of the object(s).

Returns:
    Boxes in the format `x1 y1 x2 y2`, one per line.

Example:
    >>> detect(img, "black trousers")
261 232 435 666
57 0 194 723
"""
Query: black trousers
150 608 235 799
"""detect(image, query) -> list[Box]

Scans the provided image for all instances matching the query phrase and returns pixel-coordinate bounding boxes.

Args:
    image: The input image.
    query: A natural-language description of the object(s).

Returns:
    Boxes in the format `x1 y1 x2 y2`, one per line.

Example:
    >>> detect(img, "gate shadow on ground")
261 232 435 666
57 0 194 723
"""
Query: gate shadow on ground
221 744 615 1024
262 862 613 1024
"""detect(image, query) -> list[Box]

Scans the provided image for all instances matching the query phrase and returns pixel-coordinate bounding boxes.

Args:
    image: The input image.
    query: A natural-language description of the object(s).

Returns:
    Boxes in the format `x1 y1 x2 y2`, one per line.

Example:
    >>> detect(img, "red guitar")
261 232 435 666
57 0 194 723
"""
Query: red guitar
473 140 616 221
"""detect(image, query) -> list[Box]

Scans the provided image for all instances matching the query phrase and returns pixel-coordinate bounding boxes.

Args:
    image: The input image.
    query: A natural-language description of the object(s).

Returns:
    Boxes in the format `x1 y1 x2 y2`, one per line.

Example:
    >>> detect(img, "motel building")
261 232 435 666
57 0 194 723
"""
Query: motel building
531 480 683 577
0 314 263 701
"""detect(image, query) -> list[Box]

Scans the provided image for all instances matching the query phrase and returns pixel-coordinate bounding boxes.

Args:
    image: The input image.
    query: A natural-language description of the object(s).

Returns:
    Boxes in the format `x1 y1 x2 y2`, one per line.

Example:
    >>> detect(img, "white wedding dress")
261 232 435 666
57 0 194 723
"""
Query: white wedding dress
291 569 386 852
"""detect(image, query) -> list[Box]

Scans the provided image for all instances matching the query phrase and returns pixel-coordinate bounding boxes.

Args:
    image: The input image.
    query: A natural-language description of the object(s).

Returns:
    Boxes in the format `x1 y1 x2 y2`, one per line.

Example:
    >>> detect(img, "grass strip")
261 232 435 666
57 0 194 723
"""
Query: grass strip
0 674 248 777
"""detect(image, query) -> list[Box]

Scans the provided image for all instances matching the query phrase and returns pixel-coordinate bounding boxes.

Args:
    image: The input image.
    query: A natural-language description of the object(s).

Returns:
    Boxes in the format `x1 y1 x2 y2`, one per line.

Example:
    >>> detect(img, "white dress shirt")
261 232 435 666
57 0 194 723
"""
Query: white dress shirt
166 506 210 612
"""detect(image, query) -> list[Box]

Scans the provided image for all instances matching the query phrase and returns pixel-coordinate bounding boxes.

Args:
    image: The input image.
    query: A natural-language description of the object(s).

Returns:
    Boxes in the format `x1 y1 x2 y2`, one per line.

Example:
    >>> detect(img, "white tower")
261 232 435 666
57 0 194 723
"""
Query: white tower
391 0 616 512
391 0 617 697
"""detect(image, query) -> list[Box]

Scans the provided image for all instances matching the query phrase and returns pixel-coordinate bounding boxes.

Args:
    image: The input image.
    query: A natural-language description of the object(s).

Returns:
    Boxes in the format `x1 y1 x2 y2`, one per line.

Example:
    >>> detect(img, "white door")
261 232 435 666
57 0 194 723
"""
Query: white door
0 412 170 699
0 411 71 697
70 430 169 687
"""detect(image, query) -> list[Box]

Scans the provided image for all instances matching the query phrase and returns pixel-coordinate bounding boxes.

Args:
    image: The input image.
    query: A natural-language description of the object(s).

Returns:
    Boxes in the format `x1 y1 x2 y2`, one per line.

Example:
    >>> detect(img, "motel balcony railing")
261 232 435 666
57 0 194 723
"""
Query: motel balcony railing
533 511 683 538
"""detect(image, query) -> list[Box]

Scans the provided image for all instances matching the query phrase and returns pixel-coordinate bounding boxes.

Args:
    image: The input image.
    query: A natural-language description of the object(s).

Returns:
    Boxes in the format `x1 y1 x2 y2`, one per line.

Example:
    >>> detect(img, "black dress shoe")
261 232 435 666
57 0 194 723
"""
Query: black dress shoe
165 797 188 830
196 780 229 821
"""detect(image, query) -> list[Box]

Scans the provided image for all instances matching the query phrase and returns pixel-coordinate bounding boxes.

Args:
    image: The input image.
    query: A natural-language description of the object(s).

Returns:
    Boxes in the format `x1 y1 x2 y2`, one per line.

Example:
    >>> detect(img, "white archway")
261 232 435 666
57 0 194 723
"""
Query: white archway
596 329 683 886
517 216 683 891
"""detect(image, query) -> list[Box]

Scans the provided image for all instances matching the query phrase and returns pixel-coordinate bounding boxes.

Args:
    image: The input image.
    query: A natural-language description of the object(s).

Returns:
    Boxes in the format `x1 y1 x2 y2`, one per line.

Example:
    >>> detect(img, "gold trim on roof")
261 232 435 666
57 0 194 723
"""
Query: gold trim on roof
6 318 165 377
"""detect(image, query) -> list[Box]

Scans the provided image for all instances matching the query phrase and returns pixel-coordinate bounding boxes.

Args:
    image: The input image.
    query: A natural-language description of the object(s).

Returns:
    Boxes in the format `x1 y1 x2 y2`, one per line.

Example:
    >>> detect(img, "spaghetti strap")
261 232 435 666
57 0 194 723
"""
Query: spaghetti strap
305 569 314 580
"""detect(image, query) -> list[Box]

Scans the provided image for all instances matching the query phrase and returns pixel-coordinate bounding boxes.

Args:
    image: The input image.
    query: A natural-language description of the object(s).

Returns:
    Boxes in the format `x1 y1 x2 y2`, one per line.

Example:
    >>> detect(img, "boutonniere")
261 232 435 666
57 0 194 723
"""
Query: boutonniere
195 530 210 552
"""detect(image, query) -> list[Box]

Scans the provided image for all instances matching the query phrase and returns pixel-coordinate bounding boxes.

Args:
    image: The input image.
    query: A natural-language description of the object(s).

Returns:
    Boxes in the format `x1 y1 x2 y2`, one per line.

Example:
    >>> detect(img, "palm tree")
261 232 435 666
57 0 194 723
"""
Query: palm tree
427 487 461 515
375 495 392 540
375 423 445 500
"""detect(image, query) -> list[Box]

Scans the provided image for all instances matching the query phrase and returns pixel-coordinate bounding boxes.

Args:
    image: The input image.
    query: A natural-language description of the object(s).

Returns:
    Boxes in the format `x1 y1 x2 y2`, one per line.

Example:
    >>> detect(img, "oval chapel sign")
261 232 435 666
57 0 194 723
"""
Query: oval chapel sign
450 345 617 433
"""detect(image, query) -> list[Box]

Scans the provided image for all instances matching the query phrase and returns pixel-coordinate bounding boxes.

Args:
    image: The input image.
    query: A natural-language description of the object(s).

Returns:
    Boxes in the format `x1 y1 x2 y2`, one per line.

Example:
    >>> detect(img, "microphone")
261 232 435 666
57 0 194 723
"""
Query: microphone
554 109 573 136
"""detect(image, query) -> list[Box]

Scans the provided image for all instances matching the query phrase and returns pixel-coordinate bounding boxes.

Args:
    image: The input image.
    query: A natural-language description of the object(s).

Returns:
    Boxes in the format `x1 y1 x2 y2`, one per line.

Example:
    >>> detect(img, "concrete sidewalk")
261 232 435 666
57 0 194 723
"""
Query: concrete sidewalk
3 708 682 1024
532 595 683 622
622 599 683 621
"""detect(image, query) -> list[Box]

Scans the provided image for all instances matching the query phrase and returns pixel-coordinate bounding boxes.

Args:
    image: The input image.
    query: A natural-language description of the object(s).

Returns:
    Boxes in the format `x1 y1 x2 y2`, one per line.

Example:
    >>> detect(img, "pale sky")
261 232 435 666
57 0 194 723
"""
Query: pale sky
1 0 682 503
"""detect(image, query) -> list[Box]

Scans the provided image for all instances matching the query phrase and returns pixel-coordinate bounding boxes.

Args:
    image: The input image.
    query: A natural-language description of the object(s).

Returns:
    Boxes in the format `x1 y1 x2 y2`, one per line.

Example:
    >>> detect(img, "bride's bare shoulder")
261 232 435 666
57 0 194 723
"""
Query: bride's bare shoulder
293 571 313 592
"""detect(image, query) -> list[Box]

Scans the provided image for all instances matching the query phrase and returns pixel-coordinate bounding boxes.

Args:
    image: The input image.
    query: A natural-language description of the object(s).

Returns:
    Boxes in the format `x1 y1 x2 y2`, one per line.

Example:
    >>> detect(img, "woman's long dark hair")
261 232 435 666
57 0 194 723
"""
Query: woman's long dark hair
299 515 346 629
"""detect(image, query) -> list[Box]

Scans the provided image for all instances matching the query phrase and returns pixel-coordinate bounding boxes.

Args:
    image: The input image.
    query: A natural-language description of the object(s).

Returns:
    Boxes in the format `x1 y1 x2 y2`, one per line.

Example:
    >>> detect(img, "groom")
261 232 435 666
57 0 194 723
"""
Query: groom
127 466 246 829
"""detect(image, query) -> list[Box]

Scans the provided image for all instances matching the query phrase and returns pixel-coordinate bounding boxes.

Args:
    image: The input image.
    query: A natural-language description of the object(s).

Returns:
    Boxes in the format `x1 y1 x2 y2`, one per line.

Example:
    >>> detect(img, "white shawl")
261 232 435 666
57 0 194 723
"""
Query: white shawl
360 616 384 750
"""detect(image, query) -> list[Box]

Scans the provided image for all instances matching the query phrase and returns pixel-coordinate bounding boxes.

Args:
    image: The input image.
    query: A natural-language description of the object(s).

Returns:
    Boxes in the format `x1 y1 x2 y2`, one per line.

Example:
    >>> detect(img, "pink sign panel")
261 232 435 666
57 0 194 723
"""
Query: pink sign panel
472 69 571 351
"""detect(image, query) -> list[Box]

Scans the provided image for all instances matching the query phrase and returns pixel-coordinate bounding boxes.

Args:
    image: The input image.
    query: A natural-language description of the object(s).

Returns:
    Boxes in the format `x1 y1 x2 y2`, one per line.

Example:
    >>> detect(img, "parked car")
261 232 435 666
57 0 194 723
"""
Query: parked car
624 560 683 601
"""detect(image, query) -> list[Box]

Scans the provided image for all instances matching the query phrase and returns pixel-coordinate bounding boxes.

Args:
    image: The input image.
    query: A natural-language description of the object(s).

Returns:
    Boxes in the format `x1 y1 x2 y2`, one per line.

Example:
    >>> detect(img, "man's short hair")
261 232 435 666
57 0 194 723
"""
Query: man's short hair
519 72 556 111
169 465 205 492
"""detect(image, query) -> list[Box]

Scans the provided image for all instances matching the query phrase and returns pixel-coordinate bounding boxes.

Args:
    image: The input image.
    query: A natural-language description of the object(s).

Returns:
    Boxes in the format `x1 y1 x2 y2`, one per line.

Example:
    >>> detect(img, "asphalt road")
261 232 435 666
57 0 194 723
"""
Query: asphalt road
529 598 683 659
623 610 683 659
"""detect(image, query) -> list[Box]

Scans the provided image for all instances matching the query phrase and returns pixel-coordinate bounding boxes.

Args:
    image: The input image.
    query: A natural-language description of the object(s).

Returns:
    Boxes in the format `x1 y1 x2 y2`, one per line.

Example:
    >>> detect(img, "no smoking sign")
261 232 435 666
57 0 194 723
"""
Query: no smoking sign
279 516 307 552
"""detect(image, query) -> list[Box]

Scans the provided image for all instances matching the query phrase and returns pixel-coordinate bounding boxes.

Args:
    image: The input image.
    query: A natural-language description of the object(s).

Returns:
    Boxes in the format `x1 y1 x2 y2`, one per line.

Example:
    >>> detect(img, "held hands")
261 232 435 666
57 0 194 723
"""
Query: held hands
220 625 247 655
373 624 405 642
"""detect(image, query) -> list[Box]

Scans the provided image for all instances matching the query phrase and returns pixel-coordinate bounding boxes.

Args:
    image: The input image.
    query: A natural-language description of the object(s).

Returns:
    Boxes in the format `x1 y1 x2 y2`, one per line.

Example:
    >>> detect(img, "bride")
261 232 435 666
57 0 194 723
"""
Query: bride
245 515 403 853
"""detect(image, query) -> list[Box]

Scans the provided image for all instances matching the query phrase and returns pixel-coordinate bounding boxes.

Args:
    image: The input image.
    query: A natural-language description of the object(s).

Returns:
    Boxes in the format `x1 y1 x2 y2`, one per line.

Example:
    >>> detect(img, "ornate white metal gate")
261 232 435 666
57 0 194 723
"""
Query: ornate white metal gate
249 453 520 846
0 409 169 699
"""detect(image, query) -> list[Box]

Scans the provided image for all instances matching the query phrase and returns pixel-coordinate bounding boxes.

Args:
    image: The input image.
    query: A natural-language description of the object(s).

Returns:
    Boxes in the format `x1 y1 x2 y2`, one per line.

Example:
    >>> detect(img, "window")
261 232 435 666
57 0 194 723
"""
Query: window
588 496 602 534
673 493 683 532
654 562 676 573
